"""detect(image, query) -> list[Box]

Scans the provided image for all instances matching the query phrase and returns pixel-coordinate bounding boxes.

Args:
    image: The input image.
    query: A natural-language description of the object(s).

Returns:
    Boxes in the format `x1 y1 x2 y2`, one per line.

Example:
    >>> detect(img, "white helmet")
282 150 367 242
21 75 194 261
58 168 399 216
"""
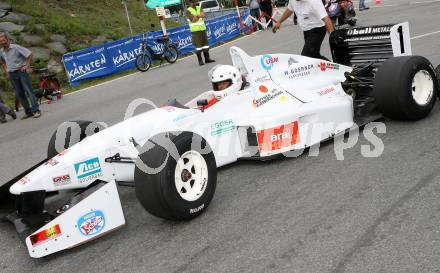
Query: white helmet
209 65 243 100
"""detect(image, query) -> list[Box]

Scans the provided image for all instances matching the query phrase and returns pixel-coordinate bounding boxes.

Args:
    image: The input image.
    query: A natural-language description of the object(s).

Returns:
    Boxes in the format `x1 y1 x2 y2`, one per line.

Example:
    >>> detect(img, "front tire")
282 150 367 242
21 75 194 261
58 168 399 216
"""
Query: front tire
373 56 438 120
134 132 217 221
135 54 152 72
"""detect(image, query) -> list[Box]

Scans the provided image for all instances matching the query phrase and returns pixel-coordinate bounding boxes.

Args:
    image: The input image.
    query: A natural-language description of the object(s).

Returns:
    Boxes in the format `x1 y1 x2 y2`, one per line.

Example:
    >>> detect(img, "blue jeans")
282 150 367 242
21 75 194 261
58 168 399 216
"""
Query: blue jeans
359 0 366 8
250 8 263 30
9 70 39 114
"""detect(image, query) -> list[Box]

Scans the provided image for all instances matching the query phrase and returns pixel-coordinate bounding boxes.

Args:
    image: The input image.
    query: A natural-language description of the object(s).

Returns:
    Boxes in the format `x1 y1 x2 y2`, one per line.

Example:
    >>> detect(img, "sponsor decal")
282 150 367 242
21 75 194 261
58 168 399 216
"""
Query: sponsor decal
53 174 71 187
259 85 268 93
67 51 107 82
253 88 283 108
211 119 235 136
288 57 298 67
347 26 392 36
190 203 205 214
344 35 390 42
112 48 140 68
172 112 196 122
74 157 103 183
257 121 300 152
18 176 30 185
77 210 105 236
283 64 314 79
318 62 340 72
226 22 237 34
45 159 59 166
260 54 279 71
213 24 226 39
30 224 62 246
254 75 270 84
318 86 336 96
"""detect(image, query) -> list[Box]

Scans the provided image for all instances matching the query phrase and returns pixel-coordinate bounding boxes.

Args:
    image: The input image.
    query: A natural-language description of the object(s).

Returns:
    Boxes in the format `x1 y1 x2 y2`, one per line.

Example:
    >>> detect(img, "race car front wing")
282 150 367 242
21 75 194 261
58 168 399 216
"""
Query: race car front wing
5 180 125 258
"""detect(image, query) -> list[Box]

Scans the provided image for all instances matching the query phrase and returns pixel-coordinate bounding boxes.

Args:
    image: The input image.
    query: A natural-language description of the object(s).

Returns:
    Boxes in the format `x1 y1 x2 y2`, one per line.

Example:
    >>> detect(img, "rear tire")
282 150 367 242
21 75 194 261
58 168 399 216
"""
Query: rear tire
164 45 178 63
135 54 152 72
47 120 104 158
373 56 438 120
134 132 217 221
435 64 440 93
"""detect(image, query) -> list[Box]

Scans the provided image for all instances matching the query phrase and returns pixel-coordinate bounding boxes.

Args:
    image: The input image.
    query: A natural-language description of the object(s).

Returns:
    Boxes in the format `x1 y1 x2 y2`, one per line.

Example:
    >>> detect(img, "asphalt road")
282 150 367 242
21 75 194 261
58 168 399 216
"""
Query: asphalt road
1 0 440 272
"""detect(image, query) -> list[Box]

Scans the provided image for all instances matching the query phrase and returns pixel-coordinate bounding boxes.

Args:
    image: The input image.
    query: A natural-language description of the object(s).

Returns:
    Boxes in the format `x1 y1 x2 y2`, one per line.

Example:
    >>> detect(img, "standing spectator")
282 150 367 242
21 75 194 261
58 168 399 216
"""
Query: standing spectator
0 92 16 123
272 0 334 60
246 0 263 30
186 0 215 66
260 0 274 28
0 32 41 119
359 0 369 10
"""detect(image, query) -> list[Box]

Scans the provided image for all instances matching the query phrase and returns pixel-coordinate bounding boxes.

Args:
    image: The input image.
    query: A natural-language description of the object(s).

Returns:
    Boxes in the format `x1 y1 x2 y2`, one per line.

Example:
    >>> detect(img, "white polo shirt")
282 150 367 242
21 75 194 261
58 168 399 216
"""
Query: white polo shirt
287 0 328 31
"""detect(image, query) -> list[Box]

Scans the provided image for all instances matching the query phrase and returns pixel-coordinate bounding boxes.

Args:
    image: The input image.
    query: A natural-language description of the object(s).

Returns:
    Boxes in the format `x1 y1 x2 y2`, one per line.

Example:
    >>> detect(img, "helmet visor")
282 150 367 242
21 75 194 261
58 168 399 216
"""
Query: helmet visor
213 79 232 91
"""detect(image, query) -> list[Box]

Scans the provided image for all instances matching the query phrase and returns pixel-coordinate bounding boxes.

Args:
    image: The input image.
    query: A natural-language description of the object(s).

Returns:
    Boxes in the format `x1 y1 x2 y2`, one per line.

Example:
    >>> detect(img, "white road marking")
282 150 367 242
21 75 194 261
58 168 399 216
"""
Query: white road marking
411 0 440 4
411 30 440 40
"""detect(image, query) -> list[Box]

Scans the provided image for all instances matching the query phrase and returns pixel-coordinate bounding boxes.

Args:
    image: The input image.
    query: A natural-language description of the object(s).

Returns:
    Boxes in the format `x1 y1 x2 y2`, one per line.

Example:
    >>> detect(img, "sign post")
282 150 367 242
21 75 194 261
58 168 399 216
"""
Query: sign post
122 0 133 36
155 7 168 35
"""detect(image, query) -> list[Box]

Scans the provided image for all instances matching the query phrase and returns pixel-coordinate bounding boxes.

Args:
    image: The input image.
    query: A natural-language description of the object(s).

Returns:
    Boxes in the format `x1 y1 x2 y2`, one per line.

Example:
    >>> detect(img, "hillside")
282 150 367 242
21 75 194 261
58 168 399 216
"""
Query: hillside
5 0 180 51
0 0 182 105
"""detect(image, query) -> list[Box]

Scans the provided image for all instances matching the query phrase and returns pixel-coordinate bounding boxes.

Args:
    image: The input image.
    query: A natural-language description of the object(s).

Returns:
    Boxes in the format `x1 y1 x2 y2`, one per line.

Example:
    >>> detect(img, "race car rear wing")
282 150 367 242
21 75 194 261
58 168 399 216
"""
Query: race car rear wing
329 22 412 67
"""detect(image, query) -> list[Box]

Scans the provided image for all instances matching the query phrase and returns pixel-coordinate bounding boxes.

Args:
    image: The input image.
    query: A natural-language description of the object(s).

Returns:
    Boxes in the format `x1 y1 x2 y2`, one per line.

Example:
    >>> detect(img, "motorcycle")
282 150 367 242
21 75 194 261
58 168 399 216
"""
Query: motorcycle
323 0 357 27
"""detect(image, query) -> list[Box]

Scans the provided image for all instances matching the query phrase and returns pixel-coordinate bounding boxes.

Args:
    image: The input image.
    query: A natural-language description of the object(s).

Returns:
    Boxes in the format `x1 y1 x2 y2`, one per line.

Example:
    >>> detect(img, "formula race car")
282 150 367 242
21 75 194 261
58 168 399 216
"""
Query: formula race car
2 22 439 258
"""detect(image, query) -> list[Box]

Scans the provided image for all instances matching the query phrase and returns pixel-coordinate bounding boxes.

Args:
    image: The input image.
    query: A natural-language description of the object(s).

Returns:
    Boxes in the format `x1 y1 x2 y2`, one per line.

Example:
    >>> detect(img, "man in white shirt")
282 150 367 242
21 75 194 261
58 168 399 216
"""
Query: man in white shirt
272 0 333 60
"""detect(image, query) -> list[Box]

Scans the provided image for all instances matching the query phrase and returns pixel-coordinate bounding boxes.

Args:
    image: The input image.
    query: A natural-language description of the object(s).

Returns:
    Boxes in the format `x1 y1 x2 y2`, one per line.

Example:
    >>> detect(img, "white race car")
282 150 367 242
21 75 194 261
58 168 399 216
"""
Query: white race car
2 22 439 258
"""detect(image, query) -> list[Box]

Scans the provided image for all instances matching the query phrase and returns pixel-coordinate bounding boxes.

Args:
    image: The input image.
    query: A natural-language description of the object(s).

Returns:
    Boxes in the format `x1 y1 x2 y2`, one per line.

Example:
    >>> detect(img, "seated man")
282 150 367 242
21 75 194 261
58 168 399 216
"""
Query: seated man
186 65 244 109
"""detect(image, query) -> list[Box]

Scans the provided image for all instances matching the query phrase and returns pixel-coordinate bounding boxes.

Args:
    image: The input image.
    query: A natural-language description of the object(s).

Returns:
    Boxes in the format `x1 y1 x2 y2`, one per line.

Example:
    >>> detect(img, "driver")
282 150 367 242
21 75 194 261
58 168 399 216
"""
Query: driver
204 65 243 108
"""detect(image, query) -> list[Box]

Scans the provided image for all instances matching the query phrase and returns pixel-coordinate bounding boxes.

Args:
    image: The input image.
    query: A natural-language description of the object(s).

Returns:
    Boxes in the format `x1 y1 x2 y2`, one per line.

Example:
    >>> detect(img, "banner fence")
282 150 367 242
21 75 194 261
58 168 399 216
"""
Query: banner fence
62 9 250 86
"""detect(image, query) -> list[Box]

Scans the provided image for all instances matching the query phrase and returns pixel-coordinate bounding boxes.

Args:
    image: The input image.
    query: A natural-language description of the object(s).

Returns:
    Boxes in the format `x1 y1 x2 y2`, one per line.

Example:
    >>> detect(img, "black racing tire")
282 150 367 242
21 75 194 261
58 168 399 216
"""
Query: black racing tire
164 45 178 64
134 132 217 221
373 56 438 120
435 64 440 93
47 120 104 158
135 53 152 72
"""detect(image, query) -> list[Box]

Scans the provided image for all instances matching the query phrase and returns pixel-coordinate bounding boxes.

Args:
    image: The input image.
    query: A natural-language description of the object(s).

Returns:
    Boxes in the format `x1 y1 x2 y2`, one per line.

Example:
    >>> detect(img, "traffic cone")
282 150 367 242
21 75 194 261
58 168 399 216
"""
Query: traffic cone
375 0 382 5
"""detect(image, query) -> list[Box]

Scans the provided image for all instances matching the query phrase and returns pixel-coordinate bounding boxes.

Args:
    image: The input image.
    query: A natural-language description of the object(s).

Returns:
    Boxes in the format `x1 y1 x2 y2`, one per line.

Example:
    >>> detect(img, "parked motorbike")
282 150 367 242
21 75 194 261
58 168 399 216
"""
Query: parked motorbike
323 0 357 27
